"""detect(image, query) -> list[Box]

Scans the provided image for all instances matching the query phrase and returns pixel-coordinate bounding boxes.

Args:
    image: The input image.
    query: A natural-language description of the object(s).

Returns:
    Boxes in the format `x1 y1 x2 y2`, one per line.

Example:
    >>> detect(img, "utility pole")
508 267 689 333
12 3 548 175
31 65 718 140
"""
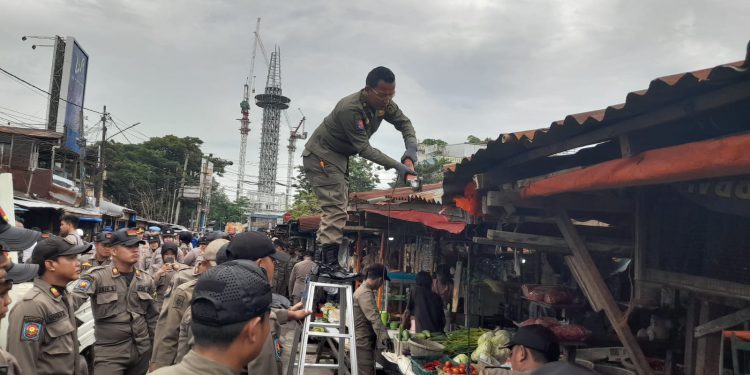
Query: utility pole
173 153 189 224
95 105 107 207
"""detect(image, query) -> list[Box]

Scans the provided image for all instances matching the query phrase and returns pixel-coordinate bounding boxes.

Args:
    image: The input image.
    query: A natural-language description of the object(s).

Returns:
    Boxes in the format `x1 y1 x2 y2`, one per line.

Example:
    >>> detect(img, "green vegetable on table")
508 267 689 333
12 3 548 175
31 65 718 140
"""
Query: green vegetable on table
437 328 489 356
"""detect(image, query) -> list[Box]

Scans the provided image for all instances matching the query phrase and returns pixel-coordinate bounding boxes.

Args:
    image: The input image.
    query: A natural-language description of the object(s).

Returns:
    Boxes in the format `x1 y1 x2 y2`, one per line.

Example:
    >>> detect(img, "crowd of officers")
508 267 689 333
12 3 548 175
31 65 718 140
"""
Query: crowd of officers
0 211 332 375
0 211 418 375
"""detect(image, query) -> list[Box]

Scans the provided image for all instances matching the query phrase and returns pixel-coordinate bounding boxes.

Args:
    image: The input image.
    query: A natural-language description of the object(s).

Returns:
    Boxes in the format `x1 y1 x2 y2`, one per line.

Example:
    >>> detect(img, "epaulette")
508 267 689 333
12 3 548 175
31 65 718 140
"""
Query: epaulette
81 265 107 277
22 288 41 301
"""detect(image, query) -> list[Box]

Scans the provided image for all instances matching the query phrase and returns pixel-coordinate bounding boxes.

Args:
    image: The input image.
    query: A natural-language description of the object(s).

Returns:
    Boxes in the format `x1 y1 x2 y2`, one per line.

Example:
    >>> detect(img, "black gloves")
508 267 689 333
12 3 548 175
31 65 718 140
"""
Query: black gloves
401 143 418 164
394 162 416 184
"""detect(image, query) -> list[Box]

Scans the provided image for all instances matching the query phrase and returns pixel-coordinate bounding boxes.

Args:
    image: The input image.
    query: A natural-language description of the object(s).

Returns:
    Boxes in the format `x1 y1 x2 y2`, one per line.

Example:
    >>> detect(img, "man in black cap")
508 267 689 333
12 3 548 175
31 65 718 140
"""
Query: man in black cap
150 239 228 371
151 260 273 375
507 325 560 373
353 263 398 375
224 231 311 375
81 231 113 271
70 227 158 375
0 206 41 282
7 236 92 375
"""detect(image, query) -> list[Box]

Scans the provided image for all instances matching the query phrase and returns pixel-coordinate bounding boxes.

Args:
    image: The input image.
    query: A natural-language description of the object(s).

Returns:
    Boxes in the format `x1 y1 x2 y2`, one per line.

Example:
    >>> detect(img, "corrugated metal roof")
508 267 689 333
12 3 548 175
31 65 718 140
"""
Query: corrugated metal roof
0 126 63 139
350 182 444 205
443 58 750 203
14 197 102 218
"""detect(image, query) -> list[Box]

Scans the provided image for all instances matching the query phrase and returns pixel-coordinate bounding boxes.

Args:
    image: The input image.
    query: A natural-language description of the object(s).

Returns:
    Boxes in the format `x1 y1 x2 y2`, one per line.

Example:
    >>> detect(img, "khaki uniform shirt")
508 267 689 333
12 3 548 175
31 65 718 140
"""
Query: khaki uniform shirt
248 309 288 375
151 278 198 368
70 265 158 356
175 308 193 364
151 350 238 375
304 91 417 172
288 259 315 303
7 278 80 375
353 282 388 350
80 253 111 272
152 263 189 313
0 349 21 375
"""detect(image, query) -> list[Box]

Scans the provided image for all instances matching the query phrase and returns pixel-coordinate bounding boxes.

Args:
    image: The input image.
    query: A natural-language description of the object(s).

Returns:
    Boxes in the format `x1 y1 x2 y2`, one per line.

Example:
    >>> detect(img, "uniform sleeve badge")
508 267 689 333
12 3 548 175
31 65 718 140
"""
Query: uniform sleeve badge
355 118 365 132
274 333 283 360
74 278 93 293
21 317 43 341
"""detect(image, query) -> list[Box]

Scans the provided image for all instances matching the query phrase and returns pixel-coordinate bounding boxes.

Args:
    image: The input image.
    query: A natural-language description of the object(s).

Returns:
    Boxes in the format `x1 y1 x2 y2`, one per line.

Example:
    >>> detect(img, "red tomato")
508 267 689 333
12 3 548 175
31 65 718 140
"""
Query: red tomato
445 361 452 368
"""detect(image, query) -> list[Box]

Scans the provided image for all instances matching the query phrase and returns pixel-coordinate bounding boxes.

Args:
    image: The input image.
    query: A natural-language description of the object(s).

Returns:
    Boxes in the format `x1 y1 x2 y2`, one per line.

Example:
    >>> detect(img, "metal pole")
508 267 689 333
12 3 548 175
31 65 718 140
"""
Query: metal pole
96 105 107 207
174 153 189 223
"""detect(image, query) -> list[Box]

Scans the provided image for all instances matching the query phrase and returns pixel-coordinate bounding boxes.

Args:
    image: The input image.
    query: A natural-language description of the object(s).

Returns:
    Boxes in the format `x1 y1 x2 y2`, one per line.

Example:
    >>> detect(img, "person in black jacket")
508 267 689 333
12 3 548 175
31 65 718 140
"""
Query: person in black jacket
401 271 445 333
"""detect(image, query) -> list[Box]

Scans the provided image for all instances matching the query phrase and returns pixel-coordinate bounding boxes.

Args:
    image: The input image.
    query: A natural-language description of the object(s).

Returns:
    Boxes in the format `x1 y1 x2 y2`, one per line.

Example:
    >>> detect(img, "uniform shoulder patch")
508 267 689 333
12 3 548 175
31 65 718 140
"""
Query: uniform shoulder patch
73 278 93 293
173 294 186 309
352 112 366 133
21 316 43 341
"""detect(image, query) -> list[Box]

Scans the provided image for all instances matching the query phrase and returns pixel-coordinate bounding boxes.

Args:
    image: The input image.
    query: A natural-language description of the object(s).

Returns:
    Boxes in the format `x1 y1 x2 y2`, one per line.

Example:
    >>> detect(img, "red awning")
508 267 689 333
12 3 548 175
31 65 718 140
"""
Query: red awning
364 209 466 234
521 132 750 199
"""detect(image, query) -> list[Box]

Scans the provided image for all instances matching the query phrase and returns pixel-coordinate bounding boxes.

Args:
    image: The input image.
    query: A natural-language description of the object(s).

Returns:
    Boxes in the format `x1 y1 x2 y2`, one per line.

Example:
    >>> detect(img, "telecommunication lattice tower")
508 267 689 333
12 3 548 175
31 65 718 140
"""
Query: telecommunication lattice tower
255 47 290 195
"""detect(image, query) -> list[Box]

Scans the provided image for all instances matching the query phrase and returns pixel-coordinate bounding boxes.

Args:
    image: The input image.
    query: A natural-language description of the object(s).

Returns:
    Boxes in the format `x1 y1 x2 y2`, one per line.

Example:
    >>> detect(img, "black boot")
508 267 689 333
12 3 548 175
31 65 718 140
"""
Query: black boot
319 243 358 280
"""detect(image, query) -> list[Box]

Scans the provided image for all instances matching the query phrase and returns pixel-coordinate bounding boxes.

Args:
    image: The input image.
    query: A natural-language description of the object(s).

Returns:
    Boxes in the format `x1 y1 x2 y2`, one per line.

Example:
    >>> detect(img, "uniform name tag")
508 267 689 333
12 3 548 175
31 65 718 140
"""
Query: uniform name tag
136 285 153 293
46 310 67 324
96 286 116 293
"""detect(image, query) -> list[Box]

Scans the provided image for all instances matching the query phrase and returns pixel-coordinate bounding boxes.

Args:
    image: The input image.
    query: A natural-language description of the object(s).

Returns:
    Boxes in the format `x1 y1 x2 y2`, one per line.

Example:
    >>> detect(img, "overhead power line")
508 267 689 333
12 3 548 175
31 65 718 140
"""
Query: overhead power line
0 65 103 114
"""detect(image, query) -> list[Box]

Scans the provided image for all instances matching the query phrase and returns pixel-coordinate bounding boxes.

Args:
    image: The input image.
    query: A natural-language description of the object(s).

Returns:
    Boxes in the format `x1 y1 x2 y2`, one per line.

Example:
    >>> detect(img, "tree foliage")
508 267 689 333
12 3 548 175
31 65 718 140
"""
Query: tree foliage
422 138 447 146
288 157 380 218
208 189 249 230
414 157 452 184
290 165 320 218
348 156 381 193
466 135 493 144
102 135 232 224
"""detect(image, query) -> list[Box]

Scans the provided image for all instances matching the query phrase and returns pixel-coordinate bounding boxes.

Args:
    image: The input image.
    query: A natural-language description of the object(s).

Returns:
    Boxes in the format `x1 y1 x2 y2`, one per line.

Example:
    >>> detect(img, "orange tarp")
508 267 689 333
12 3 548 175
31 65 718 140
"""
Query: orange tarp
521 132 750 199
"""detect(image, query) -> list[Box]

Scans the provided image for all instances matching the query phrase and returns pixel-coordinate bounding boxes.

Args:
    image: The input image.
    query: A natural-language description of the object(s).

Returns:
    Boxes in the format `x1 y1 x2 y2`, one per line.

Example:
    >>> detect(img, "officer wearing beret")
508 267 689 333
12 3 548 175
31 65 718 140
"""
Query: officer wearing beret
70 228 159 375
303 66 417 278
7 236 92 375
81 231 113 272
151 260 273 375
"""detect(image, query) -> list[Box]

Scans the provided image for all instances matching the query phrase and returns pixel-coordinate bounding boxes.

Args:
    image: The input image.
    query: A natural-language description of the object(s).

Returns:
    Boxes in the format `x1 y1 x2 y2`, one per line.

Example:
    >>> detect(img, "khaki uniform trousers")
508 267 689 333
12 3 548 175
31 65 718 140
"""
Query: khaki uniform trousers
303 150 348 246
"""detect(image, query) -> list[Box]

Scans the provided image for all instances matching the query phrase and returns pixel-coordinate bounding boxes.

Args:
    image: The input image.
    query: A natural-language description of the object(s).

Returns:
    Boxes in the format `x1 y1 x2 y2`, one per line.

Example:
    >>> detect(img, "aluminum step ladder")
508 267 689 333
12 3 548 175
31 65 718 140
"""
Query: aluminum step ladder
286 280 357 375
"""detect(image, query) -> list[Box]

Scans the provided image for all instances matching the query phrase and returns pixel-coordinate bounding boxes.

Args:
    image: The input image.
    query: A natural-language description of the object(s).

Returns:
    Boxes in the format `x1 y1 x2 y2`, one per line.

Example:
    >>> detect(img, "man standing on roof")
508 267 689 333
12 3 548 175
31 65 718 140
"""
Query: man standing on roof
303 66 418 278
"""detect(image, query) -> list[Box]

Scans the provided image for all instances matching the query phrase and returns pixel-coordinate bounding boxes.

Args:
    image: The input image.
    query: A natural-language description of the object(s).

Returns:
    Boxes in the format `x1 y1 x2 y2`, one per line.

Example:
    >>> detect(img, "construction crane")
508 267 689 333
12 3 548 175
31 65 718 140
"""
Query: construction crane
236 18 261 201
286 108 307 210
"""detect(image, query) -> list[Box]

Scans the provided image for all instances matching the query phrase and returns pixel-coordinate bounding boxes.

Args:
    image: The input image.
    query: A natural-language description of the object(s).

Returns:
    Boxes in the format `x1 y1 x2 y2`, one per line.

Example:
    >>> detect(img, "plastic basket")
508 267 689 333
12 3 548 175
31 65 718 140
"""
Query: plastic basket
410 355 450 375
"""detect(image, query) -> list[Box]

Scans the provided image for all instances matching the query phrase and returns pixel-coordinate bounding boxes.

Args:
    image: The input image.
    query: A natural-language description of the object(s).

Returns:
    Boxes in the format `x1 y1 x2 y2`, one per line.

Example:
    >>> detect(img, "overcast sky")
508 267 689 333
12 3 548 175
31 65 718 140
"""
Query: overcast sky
1 0 748 196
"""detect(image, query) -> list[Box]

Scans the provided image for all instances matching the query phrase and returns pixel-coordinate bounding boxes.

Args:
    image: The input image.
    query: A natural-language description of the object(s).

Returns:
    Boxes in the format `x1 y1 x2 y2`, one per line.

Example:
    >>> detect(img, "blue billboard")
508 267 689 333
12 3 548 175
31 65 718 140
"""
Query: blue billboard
61 39 88 154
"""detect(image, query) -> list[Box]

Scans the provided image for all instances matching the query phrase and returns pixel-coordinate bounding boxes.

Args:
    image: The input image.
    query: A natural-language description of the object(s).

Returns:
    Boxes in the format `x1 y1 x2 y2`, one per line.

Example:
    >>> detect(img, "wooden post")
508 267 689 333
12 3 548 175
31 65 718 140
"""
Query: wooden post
695 301 721 375
377 232 385 310
555 206 653 375
683 297 698 375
